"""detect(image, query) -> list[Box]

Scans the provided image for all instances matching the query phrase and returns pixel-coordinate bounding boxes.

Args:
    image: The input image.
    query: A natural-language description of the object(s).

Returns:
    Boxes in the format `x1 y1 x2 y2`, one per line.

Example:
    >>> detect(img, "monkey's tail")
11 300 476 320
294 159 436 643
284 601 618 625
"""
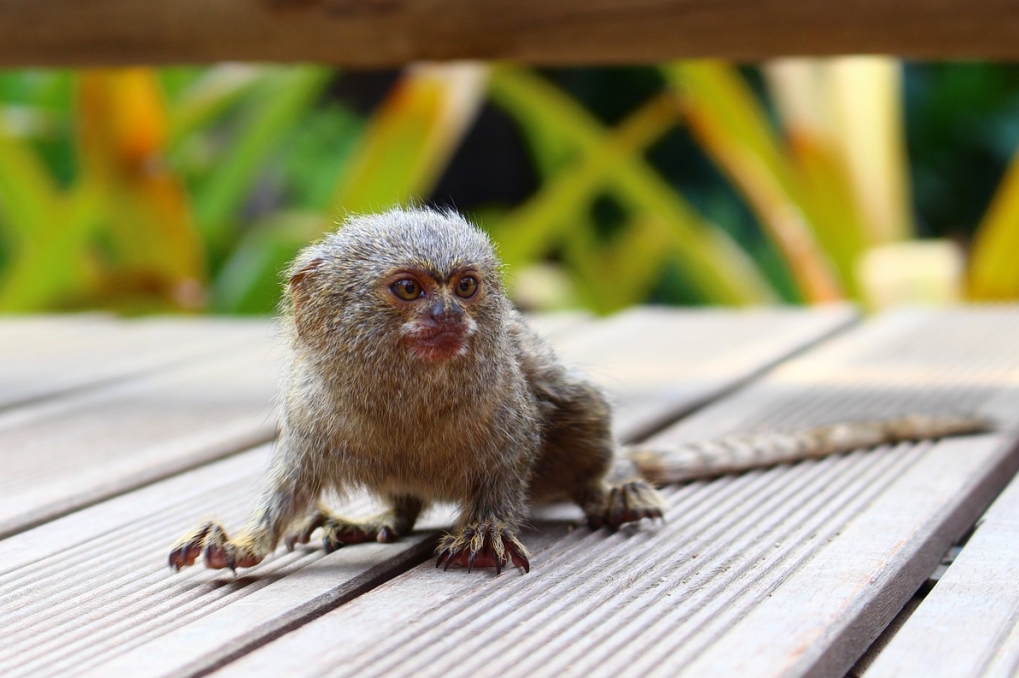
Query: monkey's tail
624 414 993 485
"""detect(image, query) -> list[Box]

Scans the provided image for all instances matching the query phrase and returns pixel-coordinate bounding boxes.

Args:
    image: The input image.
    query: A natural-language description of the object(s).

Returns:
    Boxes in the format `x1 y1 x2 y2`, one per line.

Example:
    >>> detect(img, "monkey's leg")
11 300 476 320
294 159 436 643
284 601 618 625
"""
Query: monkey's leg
285 495 423 552
528 374 665 531
169 434 319 572
579 469 666 530
169 488 313 572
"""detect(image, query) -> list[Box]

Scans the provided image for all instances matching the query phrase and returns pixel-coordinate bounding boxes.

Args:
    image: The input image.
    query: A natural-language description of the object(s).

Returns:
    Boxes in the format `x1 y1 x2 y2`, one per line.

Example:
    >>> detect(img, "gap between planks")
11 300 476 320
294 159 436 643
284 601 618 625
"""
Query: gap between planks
0 306 854 541
0 306 856 678
208 306 1019 678
863 433 1019 678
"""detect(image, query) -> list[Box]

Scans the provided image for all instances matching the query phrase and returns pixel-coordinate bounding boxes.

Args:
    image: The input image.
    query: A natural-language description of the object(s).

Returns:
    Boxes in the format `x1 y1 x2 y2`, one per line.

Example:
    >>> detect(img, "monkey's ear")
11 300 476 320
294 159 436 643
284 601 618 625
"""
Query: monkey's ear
288 258 326 346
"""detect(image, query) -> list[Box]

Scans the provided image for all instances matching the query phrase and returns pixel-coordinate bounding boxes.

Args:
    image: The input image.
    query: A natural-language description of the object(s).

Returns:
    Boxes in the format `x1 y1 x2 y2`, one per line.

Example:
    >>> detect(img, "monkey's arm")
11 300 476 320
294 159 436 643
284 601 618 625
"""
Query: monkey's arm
434 418 537 574
169 428 321 571
626 414 992 485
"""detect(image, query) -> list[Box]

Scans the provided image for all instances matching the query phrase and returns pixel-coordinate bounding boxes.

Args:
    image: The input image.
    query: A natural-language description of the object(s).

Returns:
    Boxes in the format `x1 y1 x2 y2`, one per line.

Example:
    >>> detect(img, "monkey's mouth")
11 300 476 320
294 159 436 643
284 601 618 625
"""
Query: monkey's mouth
402 325 471 362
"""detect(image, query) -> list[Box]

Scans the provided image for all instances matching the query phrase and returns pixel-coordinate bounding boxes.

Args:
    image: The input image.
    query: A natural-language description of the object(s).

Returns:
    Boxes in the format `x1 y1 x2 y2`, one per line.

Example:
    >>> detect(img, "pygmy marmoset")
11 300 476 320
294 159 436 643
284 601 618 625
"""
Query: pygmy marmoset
169 208 988 575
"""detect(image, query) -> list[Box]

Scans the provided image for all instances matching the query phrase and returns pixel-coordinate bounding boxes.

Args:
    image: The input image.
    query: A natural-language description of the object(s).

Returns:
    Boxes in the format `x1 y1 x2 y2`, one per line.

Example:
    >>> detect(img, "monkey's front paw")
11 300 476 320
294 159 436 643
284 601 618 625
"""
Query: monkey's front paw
168 522 264 572
285 509 402 554
589 480 665 530
435 522 530 574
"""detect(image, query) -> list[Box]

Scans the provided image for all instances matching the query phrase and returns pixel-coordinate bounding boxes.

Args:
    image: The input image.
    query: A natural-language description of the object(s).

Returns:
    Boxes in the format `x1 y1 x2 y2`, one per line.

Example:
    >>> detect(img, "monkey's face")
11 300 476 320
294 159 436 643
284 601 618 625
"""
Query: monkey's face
383 266 484 362
286 209 506 367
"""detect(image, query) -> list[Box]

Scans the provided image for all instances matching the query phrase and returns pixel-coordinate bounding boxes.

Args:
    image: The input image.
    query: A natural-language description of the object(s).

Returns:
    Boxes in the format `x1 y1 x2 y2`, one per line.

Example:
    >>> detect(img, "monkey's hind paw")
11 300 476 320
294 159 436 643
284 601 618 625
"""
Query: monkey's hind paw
435 522 530 574
589 480 665 530
168 522 264 572
284 508 402 554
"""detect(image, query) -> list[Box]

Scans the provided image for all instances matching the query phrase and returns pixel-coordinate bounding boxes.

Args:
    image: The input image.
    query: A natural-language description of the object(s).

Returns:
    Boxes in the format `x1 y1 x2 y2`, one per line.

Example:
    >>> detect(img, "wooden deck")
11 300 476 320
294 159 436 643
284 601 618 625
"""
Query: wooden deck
2 304 1019 677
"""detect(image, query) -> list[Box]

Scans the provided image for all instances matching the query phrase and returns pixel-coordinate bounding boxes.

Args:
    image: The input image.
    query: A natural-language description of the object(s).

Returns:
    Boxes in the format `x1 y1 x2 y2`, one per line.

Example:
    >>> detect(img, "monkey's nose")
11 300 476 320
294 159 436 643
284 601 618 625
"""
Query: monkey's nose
427 300 465 324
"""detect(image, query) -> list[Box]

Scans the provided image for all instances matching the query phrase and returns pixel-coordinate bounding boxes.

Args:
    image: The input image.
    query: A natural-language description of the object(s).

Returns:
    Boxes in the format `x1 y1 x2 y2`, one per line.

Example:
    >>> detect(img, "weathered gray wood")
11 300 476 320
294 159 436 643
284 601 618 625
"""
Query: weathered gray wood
0 307 852 541
0 307 854 678
863 447 1019 678
0 338 283 539
211 305 1019 678
0 446 445 678
0 315 272 410
2 0 1019 67
555 305 857 440
0 312 585 540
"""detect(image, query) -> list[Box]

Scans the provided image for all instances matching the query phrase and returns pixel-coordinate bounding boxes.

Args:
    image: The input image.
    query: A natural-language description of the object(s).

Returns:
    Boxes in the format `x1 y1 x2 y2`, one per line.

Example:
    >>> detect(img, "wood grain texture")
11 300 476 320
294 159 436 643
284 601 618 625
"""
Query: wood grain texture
0 307 850 541
213 305 1019 678
863 453 1019 678
0 339 282 538
0 315 272 410
550 305 857 440
0 307 853 677
0 446 444 678
1 0 1019 67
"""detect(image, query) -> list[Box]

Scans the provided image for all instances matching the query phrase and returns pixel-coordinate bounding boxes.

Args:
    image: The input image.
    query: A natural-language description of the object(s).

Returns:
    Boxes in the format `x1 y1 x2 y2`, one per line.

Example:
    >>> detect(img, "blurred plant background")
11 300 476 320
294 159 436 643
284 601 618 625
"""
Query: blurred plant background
0 59 1017 316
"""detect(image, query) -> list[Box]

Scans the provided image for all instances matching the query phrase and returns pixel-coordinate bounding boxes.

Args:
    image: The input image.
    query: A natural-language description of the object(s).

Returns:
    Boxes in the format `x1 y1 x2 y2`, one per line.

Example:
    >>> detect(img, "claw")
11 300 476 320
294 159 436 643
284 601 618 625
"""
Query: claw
168 541 201 571
286 509 329 551
168 522 215 571
503 535 530 573
434 522 530 574
168 521 265 573
593 480 667 530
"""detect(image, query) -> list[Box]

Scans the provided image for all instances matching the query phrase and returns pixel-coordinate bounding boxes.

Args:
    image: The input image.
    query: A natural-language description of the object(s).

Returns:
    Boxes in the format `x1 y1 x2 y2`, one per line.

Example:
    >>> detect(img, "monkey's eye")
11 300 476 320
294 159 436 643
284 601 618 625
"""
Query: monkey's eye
391 279 423 301
455 276 478 298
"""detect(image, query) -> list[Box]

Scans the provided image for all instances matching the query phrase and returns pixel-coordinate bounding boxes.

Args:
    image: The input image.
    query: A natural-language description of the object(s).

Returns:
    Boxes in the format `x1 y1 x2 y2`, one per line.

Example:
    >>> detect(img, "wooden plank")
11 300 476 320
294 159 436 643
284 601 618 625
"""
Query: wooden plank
0 311 585 539
552 305 857 440
0 446 441 678
2 0 1018 67
0 315 274 410
0 307 853 677
862 454 1019 678
0 306 852 540
210 306 1019 678
0 339 282 538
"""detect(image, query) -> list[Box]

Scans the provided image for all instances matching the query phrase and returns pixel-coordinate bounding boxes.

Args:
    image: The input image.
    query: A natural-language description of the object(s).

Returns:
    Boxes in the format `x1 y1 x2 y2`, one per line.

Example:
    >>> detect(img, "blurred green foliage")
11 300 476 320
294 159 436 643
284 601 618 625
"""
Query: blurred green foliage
0 61 1018 316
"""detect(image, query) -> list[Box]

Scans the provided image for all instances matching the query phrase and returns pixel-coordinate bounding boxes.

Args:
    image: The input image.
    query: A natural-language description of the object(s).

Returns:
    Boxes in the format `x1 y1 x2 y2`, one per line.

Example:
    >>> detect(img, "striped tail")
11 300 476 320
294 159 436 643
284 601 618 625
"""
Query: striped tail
626 414 992 484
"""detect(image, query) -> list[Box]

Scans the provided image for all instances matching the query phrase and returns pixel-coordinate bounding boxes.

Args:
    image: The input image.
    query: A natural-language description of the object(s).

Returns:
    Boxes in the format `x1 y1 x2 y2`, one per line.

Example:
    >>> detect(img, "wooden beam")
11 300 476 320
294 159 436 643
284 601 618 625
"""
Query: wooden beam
1 0 1018 68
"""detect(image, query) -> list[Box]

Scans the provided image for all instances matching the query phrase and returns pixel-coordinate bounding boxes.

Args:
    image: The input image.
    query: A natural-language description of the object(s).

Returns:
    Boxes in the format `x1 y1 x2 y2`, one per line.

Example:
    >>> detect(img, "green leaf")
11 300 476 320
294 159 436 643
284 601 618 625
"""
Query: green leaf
212 210 330 314
0 133 59 237
665 62 848 302
167 64 269 148
489 66 775 306
193 67 334 249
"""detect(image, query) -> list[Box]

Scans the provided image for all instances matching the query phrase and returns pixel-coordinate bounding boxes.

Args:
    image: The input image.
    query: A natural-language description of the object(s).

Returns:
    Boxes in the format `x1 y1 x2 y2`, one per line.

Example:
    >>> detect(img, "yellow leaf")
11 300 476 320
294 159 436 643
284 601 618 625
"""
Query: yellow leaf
78 69 205 310
968 148 1019 300
333 62 487 213
668 62 844 303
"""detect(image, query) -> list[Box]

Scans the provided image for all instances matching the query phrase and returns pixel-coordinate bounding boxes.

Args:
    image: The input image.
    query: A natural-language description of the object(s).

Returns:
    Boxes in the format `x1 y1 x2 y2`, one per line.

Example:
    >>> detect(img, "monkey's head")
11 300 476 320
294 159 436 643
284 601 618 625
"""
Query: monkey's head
286 208 507 367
